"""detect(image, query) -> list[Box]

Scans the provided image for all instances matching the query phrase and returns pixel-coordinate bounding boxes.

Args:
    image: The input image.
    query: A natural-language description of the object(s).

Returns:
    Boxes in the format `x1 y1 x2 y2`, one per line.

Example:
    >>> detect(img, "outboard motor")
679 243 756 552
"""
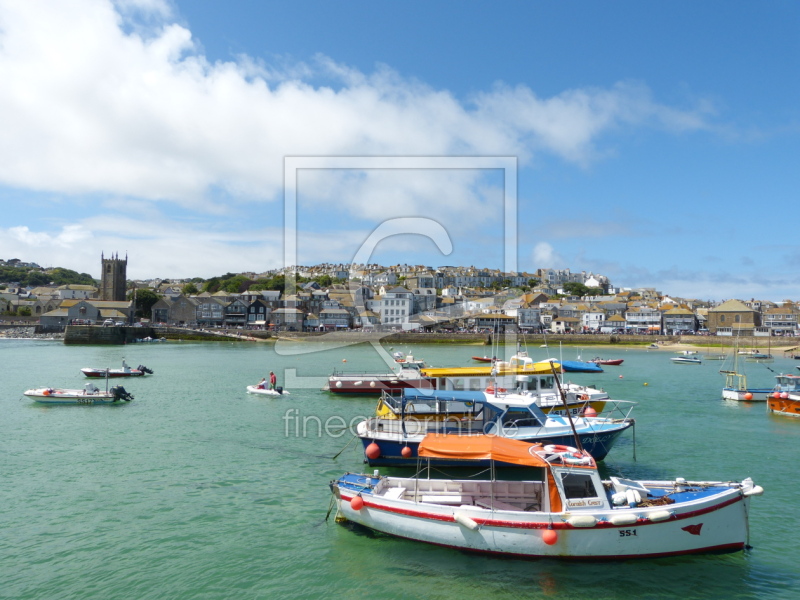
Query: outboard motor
110 386 134 402
138 365 154 375
275 386 283 395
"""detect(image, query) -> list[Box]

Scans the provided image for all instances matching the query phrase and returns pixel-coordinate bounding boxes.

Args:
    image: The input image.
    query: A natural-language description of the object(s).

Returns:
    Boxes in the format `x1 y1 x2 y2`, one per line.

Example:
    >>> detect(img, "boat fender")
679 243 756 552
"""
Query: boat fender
743 485 764 497
611 492 627 506
350 496 365 511
626 489 641 507
647 510 672 522
454 512 479 531
354 381 363 386
609 513 638 526
567 515 597 528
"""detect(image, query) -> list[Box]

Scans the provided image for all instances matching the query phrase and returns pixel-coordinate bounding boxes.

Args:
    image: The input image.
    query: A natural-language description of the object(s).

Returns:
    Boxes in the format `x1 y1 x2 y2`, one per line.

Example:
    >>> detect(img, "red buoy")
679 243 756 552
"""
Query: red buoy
542 529 558 545
583 407 597 417
350 496 364 510
365 442 381 459
744 393 753 401
401 446 413 458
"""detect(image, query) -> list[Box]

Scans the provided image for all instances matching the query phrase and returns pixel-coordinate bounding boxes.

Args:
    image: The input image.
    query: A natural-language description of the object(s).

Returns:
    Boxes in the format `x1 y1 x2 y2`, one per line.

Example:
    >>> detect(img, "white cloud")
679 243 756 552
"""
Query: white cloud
0 0 713 222
531 242 566 269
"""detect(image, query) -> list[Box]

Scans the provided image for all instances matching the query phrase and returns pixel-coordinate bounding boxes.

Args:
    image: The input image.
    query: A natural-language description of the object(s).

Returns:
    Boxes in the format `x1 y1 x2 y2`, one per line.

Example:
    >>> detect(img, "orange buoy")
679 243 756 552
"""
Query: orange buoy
365 442 381 459
342 359 347 363
350 496 364 510
744 393 753 401
583 407 597 417
401 446 413 458
542 528 558 545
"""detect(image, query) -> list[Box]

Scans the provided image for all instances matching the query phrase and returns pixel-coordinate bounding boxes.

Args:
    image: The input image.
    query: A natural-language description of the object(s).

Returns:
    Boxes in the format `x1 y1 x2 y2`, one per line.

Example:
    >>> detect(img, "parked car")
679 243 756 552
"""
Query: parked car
103 319 114 326
115 321 125 326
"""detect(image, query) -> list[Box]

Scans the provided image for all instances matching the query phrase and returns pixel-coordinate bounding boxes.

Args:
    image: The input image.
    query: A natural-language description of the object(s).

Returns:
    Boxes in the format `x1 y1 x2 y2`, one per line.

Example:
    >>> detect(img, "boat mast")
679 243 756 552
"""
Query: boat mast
549 361 584 452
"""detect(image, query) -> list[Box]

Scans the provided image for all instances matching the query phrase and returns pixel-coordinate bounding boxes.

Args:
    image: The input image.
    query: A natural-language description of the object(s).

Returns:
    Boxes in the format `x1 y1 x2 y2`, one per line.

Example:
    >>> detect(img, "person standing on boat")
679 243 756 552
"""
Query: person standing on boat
269 371 277 390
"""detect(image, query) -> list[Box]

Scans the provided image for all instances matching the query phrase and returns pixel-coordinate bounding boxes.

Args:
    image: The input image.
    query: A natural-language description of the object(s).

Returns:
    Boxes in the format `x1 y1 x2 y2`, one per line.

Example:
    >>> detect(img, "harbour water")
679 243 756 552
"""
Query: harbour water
1 339 799 599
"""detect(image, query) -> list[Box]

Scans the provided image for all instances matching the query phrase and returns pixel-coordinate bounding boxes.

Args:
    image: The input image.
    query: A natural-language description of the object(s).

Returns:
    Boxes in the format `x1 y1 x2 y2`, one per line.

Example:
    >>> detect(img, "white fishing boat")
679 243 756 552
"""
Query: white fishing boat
246 384 290 396
23 383 134 404
331 434 763 559
721 339 779 401
671 356 702 365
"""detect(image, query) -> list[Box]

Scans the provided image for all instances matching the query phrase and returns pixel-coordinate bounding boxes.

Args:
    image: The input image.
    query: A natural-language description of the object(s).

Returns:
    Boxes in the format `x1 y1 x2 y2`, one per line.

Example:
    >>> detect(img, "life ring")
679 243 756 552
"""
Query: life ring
544 444 579 455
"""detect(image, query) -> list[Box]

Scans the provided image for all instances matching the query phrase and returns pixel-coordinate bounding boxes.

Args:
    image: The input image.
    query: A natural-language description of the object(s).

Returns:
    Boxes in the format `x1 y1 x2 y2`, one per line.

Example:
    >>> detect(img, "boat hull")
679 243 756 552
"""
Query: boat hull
767 396 800 417
23 388 118 404
246 385 289 396
332 478 752 559
81 368 147 378
721 388 771 402
326 375 433 394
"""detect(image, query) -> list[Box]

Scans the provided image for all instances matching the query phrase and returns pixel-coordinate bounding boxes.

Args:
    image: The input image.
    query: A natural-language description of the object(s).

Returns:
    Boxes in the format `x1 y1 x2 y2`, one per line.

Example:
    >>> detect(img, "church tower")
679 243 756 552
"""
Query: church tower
100 252 128 301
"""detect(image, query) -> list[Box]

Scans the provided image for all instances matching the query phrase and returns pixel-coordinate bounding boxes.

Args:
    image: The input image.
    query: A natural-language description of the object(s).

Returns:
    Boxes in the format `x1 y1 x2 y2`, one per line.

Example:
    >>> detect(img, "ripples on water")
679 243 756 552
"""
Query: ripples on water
1 340 798 599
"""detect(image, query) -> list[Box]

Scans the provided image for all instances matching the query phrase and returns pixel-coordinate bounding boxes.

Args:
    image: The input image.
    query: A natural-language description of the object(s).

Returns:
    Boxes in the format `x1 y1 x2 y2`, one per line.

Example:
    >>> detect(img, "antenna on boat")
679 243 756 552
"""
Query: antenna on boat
548 360 585 453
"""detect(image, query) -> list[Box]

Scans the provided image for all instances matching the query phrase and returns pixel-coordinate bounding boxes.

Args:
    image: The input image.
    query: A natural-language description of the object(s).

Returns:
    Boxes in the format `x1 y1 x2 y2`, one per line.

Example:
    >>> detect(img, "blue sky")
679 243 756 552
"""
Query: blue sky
1 0 799 301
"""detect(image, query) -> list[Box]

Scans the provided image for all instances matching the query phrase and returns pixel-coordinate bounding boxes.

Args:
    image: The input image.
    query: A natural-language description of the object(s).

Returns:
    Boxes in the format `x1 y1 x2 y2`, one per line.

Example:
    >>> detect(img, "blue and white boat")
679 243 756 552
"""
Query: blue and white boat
356 389 635 466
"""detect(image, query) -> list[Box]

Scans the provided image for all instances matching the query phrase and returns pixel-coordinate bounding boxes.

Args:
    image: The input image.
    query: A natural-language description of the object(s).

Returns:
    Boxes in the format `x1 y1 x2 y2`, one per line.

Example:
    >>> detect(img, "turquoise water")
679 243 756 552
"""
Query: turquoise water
1 339 798 599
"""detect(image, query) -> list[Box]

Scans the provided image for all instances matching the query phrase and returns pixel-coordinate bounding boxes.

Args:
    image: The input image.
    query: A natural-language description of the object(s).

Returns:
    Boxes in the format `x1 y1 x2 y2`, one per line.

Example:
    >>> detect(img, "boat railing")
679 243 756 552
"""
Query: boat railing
592 399 637 422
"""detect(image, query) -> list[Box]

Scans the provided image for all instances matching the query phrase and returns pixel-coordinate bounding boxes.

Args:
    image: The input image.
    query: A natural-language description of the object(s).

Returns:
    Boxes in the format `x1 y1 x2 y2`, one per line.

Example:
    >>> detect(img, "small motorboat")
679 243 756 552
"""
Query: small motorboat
393 353 427 368
246 385 289 396
331 434 763 559
671 356 702 365
81 360 153 378
24 383 134 404
588 357 624 366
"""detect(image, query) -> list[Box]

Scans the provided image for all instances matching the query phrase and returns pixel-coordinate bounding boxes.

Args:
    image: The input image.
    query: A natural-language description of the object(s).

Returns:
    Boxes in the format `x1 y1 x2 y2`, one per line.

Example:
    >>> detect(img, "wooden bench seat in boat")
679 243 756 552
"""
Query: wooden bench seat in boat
383 487 407 500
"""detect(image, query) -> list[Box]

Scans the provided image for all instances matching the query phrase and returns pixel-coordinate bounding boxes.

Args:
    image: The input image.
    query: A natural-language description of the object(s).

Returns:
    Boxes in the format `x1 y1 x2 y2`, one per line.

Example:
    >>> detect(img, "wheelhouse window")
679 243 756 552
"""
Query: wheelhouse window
560 472 599 499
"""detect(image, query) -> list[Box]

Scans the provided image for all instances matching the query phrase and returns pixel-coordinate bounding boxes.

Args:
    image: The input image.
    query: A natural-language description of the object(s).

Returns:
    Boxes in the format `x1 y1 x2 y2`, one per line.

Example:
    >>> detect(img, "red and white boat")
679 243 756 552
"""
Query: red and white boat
331 434 763 559
589 357 624 366
471 356 495 363
325 363 433 395
81 360 153 378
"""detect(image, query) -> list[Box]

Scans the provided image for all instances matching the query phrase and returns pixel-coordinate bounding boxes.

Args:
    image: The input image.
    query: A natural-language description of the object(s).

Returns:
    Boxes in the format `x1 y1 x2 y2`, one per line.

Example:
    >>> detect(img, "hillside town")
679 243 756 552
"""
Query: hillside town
1 256 798 336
